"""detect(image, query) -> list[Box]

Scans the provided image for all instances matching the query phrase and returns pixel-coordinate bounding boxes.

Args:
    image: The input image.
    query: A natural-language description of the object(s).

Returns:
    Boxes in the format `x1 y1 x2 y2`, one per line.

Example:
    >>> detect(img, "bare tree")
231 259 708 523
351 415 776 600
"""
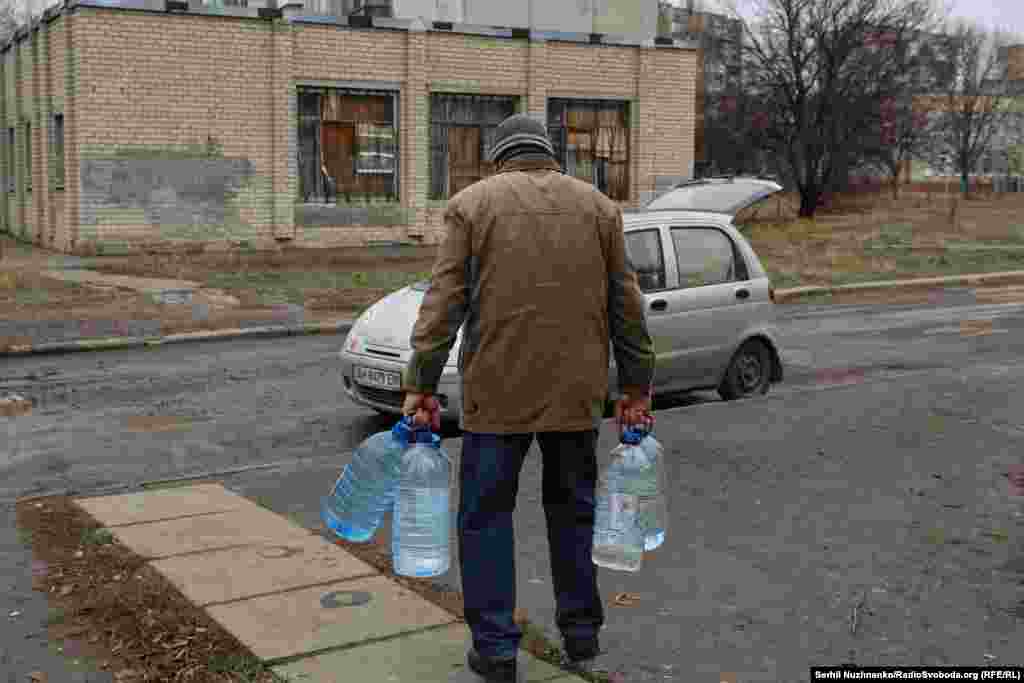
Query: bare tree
734 0 936 216
924 20 1018 197
0 0 20 44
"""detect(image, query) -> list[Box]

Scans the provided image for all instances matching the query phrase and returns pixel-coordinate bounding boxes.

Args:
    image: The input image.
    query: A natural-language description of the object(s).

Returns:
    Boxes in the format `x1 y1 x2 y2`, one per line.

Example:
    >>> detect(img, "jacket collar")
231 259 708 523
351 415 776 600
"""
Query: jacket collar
496 157 563 175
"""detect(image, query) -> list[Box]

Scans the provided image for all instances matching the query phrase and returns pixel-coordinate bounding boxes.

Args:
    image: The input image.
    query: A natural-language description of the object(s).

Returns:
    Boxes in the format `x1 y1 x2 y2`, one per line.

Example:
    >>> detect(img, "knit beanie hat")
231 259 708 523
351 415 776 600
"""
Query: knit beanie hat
488 113 557 164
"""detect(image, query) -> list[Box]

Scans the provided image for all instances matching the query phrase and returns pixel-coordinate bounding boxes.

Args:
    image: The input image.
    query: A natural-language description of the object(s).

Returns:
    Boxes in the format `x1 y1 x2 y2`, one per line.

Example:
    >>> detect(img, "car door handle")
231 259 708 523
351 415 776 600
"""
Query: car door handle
650 299 668 311
735 288 750 300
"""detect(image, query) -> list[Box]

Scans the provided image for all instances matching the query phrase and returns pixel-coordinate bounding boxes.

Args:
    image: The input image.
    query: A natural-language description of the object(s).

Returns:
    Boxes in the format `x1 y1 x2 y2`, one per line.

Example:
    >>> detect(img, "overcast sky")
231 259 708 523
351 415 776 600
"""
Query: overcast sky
672 0 1023 38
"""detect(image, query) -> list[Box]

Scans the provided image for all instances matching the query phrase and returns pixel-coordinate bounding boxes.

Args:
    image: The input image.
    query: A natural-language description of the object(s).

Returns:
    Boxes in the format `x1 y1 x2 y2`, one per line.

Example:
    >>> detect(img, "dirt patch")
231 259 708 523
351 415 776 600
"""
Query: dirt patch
88 245 438 315
15 494 286 682
744 193 1024 288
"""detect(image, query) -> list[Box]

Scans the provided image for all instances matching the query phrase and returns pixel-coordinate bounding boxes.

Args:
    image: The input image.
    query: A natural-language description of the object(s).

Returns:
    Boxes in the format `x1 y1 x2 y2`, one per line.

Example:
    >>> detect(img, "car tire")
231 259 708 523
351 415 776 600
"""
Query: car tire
718 340 773 401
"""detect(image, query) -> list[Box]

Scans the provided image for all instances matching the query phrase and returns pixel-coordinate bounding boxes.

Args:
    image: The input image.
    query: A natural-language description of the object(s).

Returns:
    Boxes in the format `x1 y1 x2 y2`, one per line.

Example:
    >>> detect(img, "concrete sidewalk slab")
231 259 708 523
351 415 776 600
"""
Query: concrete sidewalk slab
206 575 457 661
75 482 250 526
271 623 581 683
151 535 377 606
108 506 313 559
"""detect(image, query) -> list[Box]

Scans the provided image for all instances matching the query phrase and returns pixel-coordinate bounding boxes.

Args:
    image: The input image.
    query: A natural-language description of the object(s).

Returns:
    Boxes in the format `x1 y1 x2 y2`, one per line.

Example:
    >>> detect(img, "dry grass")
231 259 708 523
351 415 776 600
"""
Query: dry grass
739 191 1024 288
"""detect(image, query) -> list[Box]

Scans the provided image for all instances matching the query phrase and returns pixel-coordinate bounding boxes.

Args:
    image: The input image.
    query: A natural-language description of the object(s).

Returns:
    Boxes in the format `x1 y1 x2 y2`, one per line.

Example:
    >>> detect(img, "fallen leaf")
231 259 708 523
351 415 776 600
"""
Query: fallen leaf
28 672 47 682
612 592 641 606
59 585 74 597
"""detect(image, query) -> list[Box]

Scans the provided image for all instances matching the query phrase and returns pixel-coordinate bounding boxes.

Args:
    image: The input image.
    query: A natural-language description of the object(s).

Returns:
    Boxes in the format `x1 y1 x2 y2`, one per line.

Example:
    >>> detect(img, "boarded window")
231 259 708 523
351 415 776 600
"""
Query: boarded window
429 93 518 200
52 114 64 189
548 99 631 200
296 86 398 204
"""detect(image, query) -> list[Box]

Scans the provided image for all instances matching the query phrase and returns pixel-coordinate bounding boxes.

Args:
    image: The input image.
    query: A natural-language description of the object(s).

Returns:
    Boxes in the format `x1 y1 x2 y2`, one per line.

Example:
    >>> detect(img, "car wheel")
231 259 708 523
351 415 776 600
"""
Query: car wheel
718 340 772 401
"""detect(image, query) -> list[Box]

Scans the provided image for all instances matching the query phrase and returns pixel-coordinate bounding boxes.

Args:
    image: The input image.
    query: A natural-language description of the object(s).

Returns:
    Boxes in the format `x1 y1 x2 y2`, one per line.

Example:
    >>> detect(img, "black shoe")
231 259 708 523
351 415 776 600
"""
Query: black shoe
563 636 600 662
467 648 518 683
562 638 610 675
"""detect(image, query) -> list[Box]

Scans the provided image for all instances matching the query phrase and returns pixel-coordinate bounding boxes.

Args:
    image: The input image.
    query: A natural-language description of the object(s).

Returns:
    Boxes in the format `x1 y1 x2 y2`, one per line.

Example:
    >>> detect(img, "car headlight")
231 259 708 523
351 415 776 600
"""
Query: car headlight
344 314 372 355
344 330 366 355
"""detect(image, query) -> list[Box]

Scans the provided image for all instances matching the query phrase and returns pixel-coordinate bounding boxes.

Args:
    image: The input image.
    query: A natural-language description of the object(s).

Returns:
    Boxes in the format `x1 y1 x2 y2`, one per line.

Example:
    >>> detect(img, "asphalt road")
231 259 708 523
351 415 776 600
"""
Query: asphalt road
2 290 1023 681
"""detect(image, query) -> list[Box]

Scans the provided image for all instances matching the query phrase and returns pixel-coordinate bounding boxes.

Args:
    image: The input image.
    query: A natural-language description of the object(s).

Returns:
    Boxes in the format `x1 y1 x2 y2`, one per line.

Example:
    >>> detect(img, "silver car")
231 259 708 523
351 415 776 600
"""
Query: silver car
339 177 785 425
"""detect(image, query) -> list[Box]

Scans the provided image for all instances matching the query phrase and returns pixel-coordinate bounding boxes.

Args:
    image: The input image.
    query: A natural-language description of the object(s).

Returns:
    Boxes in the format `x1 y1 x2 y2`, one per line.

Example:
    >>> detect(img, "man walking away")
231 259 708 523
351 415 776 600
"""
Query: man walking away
401 113 656 682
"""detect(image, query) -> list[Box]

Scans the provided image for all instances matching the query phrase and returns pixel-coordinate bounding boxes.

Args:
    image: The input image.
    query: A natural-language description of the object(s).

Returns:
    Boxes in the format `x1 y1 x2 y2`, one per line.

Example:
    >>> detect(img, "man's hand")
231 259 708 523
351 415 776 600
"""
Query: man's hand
402 392 441 432
615 391 652 431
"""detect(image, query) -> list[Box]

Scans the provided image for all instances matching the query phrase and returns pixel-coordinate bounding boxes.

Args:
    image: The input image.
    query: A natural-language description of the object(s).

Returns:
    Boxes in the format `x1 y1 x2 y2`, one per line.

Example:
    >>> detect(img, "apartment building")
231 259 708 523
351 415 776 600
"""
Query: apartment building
661 0 743 178
0 0 695 255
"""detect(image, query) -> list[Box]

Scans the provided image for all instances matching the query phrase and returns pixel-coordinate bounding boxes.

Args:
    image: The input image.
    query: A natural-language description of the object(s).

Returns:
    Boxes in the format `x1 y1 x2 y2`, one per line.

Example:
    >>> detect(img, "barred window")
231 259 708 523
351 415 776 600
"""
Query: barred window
429 93 519 200
297 86 398 204
547 99 631 200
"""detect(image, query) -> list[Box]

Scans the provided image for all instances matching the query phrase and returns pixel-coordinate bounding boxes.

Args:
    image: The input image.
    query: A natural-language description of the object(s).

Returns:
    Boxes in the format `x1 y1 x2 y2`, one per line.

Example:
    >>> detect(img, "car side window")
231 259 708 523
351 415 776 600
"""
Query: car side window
624 229 667 292
670 226 738 289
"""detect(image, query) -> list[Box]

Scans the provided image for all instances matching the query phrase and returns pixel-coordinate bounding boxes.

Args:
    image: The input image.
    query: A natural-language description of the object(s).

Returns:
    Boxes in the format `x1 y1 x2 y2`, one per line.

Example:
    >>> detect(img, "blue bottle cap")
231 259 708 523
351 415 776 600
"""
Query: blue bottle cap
412 428 436 444
621 428 644 445
393 417 412 437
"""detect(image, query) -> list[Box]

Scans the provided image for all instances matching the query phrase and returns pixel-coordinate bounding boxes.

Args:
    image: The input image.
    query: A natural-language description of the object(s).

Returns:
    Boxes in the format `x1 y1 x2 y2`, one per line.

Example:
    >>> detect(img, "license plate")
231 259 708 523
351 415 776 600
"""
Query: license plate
354 366 401 389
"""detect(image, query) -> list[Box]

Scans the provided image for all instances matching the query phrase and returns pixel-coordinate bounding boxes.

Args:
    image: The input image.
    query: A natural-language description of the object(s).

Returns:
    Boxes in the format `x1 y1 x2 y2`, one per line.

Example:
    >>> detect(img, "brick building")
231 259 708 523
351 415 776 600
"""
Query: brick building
0 0 697 256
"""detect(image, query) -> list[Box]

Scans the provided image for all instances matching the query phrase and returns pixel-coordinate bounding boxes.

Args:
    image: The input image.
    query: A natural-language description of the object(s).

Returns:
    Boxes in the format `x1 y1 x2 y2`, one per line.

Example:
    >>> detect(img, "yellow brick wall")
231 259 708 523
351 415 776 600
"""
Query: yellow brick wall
427 34 529 93
16 40 33 242
47 18 68 251
2 9 697 254
72 10 276 251
2 51 14 236
544 42 639 98
293 24 406 81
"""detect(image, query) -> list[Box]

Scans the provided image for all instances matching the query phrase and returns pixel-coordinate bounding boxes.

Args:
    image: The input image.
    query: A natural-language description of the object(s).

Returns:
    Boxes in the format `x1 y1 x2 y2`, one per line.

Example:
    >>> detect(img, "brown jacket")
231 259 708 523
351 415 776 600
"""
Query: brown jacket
402 156 655 434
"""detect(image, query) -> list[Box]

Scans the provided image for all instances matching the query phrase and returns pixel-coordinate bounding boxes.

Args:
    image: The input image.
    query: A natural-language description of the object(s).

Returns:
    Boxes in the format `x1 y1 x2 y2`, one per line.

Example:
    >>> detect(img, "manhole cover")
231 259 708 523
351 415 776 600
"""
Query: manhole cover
321 590 372 609
257 545 303 559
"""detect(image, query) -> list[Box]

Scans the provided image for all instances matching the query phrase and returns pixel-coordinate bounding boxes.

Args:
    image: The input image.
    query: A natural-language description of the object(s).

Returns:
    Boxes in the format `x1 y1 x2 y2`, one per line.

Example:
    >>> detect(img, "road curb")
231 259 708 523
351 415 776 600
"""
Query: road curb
775 269 1024 303
0 320 355 357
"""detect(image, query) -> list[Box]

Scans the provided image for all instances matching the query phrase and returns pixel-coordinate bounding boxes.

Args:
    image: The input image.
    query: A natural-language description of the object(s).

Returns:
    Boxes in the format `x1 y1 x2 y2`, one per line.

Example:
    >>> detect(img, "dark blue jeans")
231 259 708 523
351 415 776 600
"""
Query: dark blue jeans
458 430 605 660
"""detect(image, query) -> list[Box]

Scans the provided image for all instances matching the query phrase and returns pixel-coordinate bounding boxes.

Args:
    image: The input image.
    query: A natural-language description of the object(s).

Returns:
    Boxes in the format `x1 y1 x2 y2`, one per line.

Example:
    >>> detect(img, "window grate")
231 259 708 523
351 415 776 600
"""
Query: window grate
548 98 631 201
429 93 518 200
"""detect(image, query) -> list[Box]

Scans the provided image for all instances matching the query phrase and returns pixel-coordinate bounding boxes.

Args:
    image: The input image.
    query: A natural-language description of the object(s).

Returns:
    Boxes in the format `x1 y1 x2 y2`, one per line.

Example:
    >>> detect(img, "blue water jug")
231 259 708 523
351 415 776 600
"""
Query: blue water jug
638 427 667 551
321 416 418 543
392 428 451 578
592 427 651 572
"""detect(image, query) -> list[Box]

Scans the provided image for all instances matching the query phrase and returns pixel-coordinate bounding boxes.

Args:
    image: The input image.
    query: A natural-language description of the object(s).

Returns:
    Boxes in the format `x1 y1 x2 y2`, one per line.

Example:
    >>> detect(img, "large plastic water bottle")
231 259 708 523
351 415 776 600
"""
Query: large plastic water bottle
638 427 667 551
392 429 451 578
321 416 417 543
592 427 651 572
